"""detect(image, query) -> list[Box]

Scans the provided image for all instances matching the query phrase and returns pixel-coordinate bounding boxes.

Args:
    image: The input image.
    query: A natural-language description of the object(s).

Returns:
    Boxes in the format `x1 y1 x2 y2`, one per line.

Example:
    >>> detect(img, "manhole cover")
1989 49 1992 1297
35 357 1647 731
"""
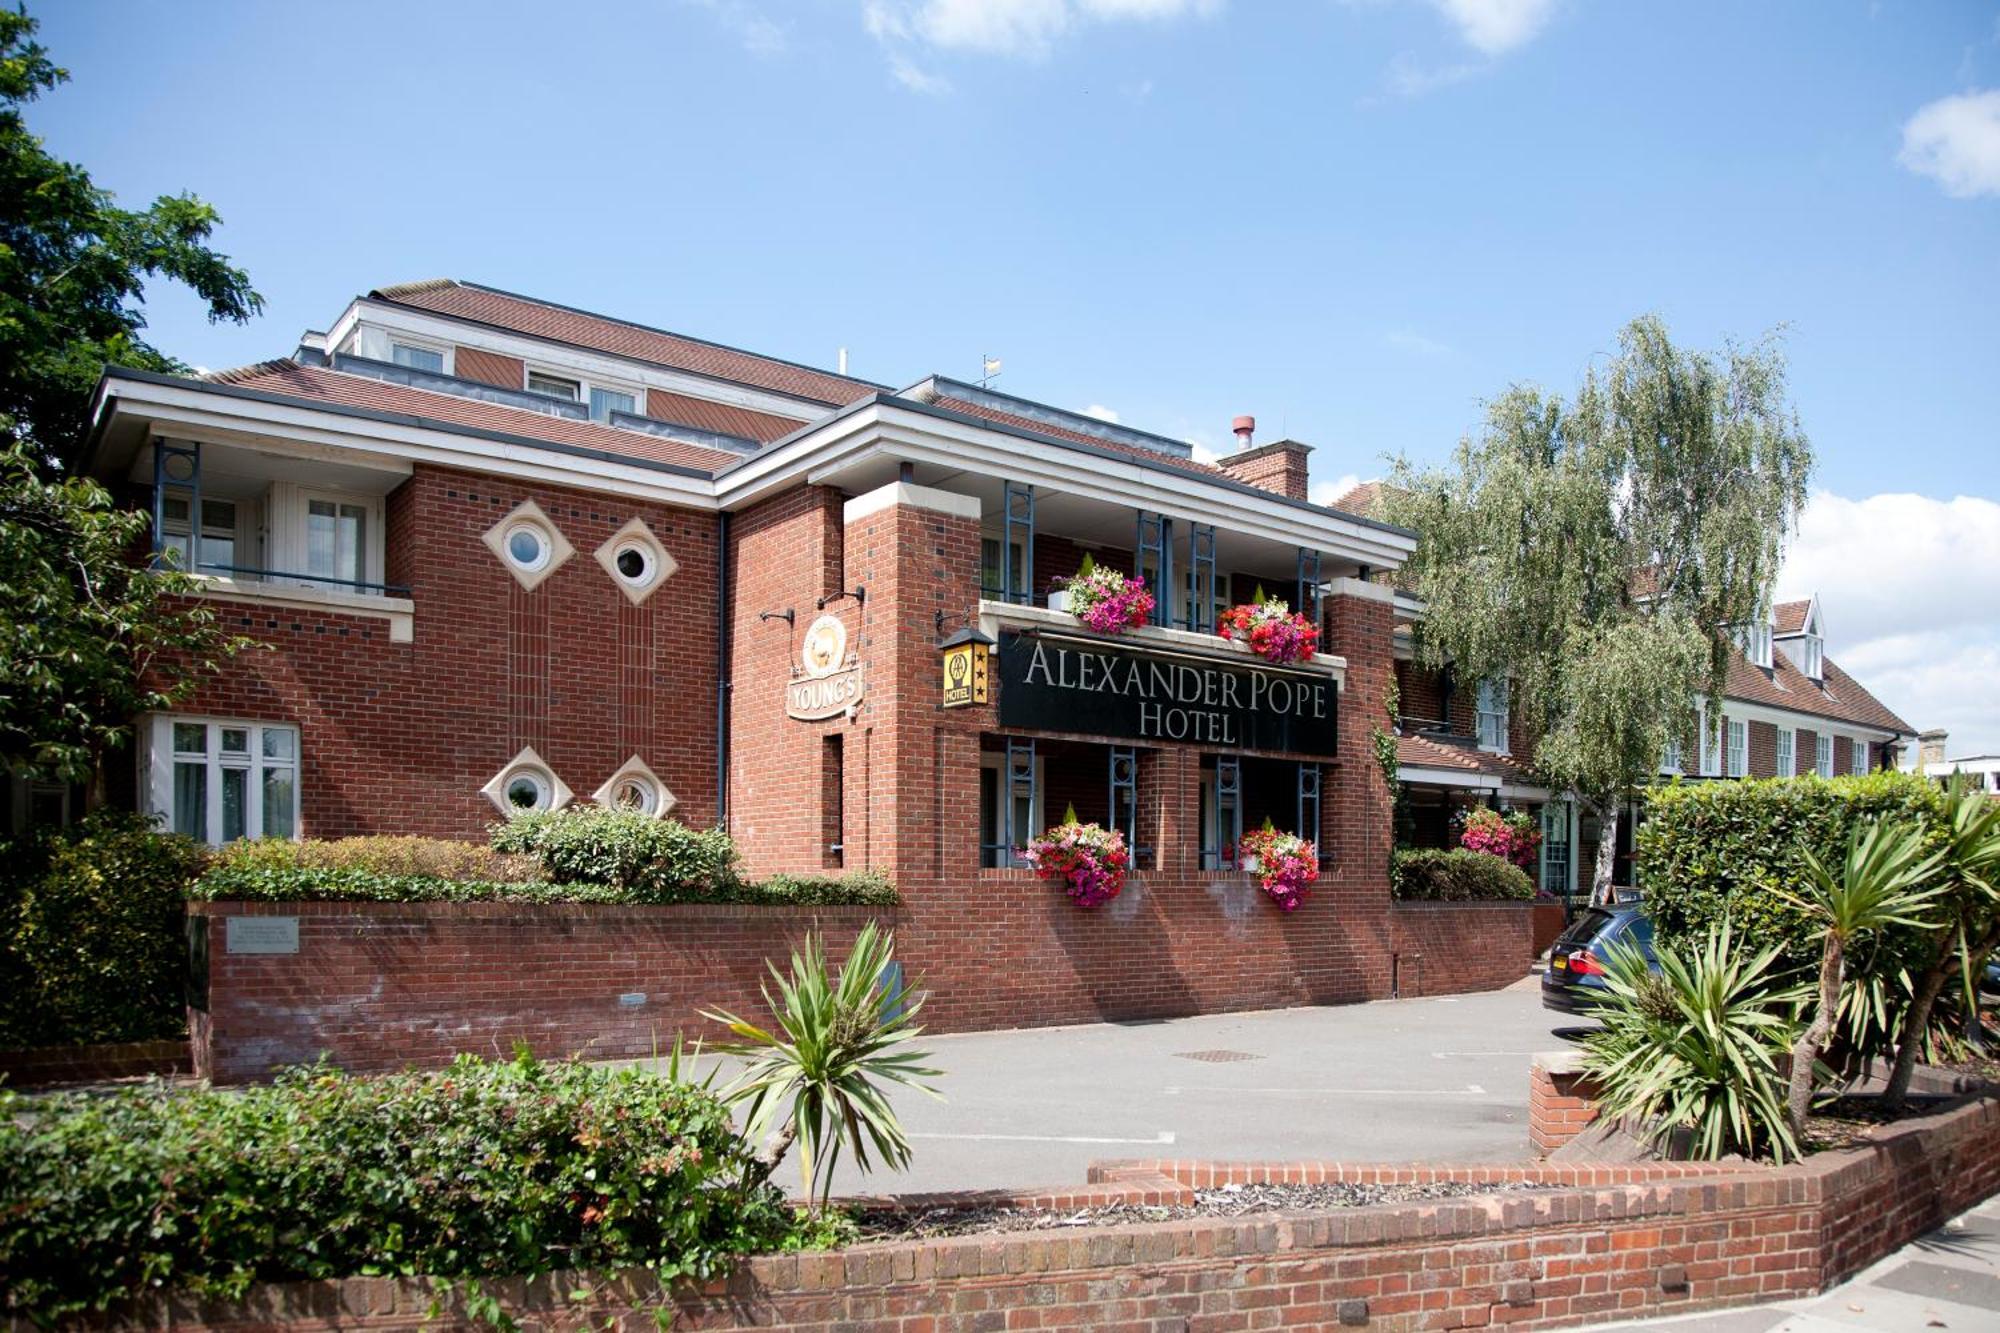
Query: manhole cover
1173 1049 1263 1063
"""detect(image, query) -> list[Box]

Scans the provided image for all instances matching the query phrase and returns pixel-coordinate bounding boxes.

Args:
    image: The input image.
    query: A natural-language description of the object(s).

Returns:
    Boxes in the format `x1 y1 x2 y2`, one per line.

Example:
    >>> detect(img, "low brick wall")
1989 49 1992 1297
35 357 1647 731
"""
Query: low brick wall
188 901 890 1085
1532 902 1568 957
0 1038 190 1088
1388 900 1537 997
91 1092 2000 1332
1530 1050 1603 1157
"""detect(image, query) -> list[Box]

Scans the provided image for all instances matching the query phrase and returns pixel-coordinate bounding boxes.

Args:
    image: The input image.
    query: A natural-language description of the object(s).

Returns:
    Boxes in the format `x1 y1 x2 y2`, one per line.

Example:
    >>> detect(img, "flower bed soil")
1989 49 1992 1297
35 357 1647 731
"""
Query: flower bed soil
854 1178 1553 1240
1804 1093 1956 1152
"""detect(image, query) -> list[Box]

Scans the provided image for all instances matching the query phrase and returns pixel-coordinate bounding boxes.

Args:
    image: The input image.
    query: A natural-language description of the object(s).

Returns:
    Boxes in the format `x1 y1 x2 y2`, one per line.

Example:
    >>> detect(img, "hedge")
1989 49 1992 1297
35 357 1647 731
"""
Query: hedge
0 1054 803 1324
193 865 899 907
1636 771 1950 968
212 835 539 882
1391 847 1536 902
0 811 206 1049
491 809 739 898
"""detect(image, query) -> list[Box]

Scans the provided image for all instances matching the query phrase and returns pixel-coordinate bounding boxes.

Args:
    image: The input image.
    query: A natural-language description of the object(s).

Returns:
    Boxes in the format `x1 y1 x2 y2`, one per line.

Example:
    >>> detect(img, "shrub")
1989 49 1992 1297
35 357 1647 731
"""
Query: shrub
213 835 540 882
492 809 739 899
1580 923 1807 1162
1636 772 1950 1063
1391 847 1536 902
0 811 207 1049
0 1054 797 1324
192 865 898 908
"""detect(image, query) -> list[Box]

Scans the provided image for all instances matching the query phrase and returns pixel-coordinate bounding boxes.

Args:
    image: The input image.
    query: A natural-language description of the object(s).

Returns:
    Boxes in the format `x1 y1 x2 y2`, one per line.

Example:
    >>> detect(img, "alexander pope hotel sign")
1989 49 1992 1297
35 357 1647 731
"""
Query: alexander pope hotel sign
996 631 1337 756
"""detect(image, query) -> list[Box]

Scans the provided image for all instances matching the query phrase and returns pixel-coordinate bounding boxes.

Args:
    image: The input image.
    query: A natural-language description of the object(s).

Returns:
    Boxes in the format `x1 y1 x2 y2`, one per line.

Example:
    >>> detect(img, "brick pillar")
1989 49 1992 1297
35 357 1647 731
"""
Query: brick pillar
1319 576 1396 897
840 483 983 886
1530 1050 1605 1156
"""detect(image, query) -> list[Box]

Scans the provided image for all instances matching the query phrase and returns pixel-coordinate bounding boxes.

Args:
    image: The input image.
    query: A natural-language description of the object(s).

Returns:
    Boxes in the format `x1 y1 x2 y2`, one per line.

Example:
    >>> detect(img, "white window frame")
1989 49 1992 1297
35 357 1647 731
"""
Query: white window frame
1851 738 1870 776
1475 678 1509 754
1726 718 1748 778
1699 707 1721 777
1776 727 1795 778
160 494 247 577
1736 622 1773 669
1800 634 1823 681
299 489 383 590
265 484 387 594
523 364 647 423
1816 733 1834 778
1660 735 1683 775
388 338 451 376
143 715 300 845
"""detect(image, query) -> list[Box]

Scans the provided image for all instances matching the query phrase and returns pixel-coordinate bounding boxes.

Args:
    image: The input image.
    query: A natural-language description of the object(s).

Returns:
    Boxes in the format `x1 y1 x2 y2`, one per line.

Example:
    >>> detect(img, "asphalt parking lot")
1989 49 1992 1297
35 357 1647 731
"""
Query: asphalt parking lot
769 974 1577 1196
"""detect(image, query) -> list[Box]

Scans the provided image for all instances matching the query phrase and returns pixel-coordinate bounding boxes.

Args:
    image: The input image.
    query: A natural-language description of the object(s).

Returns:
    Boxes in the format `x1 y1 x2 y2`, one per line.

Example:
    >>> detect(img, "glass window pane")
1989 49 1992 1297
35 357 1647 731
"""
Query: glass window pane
163 495 190 524
203 499 237 530
173 723 208 754
527 372 579 400
262 766 295 838
390 343 445 374
173 761 206 839
220 728 249 753
221 766 246 842
262 728 295 760
198 534 234 571
306 500 364 582
161 531 192 569
589 387 636 421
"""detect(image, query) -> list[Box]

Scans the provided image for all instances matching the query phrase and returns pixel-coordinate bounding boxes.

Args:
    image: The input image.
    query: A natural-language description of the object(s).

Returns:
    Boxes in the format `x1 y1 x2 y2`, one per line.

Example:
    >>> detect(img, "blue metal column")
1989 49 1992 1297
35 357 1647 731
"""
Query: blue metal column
1003 481 1035 605
1004 737 1037 867
1297 762 1322 844
1214 756 1242 870
1109 746 1142 868
1135 511 1175 628
1295 546 1322 624
1186 522 1217 632
152 439 202 570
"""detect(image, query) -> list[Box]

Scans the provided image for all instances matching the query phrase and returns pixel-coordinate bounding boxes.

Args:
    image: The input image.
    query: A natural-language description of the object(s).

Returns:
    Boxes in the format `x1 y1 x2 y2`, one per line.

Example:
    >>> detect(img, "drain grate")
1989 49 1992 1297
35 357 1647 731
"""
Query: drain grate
1173 1049 1263 1063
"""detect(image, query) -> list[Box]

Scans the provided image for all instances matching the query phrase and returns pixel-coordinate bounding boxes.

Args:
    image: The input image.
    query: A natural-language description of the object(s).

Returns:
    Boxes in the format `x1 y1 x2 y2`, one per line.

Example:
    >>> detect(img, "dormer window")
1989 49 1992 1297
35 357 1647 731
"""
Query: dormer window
588 387 636 422
1734 621 1773 669
389 341 445 374
523 369 642 423
1799 633 1823 681
527 371 580 401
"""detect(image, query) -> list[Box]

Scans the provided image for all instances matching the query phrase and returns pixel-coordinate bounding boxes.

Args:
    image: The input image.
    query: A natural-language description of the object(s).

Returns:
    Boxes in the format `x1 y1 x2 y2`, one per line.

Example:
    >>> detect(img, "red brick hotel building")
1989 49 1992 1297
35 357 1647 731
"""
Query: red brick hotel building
78 280 1529 1032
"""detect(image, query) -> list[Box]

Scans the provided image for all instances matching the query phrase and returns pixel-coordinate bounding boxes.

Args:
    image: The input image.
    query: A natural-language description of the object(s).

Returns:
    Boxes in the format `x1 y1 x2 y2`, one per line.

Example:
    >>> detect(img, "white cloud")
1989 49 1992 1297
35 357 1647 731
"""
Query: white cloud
1081 403 1121 423
1186 437 1221 465
864 0 1220 71
1379 53 1482 98
1384 328 1453 357
1778 490 2000 755
887 55 953 93
684 0 789 57
1309 473 1366 508
1898 89 2000 199
1430 0 1556 55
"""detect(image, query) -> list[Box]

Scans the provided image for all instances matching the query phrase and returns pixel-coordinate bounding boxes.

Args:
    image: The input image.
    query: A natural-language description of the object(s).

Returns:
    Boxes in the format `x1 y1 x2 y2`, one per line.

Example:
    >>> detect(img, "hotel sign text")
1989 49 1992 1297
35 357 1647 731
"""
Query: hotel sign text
996 632 1337 756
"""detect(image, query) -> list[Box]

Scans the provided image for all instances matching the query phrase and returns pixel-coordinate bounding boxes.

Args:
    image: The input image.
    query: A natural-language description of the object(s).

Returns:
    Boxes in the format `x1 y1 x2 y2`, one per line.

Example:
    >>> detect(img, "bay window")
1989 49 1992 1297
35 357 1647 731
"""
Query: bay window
148 716 299 844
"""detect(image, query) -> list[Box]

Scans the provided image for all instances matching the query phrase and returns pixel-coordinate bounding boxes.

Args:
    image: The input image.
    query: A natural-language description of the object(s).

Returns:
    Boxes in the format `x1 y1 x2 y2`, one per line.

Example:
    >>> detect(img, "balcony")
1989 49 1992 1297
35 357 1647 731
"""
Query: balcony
140 437 414 641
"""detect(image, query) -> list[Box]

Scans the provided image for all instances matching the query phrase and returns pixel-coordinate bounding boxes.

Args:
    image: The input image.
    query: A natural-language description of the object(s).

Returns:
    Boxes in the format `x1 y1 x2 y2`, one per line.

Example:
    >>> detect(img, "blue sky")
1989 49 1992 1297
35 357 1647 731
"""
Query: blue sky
30 0 2000 754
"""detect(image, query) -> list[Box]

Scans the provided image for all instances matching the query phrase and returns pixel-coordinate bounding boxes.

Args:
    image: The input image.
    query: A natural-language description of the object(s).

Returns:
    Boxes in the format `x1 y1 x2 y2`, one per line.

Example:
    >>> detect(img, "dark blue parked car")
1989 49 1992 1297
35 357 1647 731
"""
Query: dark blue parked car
1542 905 1657 1015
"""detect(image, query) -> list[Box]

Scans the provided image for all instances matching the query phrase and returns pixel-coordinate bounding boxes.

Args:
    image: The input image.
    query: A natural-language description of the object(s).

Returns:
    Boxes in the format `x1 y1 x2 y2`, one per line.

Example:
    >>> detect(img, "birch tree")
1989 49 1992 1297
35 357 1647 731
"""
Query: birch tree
1386 316 1813 902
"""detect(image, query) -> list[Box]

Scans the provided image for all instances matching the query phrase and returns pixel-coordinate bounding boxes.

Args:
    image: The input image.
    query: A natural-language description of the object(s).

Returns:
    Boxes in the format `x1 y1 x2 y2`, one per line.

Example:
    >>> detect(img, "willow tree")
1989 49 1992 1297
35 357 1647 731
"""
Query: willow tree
1385 316 1813 903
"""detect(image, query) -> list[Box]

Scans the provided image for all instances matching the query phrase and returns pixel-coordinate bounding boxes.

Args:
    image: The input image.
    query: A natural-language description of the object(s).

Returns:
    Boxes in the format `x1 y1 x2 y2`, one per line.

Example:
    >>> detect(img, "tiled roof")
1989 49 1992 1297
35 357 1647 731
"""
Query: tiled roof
1396 733 1540 785
929 394 1229 481
371 280 877 408
1773 599 1812 635
645 389 807 443
1326 481 1384 518
1724 644 1914 736
202 361 740 473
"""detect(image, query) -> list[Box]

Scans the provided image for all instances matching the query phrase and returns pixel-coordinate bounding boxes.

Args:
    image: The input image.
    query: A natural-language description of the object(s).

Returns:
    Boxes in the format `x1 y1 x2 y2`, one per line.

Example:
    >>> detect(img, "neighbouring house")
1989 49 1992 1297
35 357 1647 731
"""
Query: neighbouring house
1913 729 2000 795
52 278 1455 1033
1328 485 1917 902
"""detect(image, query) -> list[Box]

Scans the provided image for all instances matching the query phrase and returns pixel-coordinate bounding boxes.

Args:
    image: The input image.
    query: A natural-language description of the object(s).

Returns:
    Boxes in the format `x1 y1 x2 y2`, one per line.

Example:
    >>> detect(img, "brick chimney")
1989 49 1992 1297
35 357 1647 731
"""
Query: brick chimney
1919 729 1948 769
1214 415 1313 501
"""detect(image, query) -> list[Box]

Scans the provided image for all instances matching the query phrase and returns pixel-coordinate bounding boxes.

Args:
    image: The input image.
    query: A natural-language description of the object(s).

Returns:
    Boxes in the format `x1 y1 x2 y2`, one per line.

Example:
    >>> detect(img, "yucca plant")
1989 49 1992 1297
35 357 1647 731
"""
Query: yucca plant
1776 818 1942 1134
704 922 942 1212
1582 922 1807 1162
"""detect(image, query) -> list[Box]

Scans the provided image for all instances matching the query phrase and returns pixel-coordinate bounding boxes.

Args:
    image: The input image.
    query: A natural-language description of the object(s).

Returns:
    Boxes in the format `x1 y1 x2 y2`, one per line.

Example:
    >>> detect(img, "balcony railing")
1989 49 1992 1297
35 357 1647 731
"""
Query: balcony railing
190 562 411 598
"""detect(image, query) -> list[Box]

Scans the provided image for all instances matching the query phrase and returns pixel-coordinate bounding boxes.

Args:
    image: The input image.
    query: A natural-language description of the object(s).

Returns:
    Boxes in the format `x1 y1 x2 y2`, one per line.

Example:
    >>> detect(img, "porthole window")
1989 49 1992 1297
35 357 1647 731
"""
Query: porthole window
592 755 675 819
610 775 657 814
505 523 551 573
612 541 654 588
480 746 572 815
483 500 574 591
594 518 678 606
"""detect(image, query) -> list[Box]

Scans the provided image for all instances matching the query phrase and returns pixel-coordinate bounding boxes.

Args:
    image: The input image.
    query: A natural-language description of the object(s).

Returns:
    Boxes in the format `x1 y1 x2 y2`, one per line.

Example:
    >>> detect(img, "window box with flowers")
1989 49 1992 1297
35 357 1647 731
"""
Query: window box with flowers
1237 819 1319 911
1216 589 1319 664
1025 806 1130 907
1057 556 1155 636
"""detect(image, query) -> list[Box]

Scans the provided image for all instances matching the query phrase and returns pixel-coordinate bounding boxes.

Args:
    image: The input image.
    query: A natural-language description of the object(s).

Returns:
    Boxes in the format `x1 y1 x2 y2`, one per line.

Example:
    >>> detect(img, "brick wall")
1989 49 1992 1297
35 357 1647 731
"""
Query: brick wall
1529 1051 1603 1157
167 462 721 839
1388 902 1536 997
118 1094 2000 1333
1215 440 1311 500
188 900 887 1084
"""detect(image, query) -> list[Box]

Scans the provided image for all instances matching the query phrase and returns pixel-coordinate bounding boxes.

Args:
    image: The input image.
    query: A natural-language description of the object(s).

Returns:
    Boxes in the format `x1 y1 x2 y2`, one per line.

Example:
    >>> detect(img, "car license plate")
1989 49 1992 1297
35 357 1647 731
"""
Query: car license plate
1552 956 1567 970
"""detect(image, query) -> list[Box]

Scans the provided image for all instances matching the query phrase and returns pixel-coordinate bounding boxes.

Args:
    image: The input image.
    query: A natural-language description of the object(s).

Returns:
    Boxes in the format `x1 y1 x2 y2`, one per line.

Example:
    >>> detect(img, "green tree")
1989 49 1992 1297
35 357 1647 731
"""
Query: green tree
1386 316 1813 901
1775 819 1940 1136
0 441 250 787
1 6 261 464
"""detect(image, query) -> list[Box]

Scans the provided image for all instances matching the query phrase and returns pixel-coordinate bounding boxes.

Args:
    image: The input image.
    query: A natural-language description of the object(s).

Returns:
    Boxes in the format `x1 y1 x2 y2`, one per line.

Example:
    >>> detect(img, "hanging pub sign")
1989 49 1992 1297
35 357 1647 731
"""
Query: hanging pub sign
996 631 1337 756
786 614 865 720
940 639 989 708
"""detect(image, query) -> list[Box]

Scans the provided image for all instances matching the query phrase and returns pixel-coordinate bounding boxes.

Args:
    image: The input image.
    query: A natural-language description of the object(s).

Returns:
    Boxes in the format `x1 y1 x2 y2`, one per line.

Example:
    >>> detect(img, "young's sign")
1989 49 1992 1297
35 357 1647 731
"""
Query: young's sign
996 632 1337 756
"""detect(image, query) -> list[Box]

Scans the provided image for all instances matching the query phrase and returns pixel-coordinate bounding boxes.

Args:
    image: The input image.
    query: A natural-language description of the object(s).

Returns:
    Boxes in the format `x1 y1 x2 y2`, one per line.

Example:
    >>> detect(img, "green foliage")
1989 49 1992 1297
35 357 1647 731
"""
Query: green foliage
1384 316 1812 896
491 809 738 899
1581 923 1807 1163
0 1054 798 1325
0 8 260 463
707 923 943 1212
0 810 205 1048
0 442 253 783
193 865 897 908
1391 847 1536 902
747 872 900 908
213 835 542 882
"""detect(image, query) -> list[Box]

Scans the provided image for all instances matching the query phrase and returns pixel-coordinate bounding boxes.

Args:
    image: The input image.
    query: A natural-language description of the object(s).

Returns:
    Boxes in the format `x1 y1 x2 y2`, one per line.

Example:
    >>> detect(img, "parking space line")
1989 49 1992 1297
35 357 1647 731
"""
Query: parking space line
1163 1085 1489 1097
909 1130 1177 1145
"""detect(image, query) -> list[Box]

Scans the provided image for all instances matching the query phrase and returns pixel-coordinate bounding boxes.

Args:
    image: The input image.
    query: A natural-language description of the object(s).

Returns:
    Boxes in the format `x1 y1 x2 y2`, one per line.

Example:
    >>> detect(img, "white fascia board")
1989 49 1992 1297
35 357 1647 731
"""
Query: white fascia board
100 378 717 508
334 299 834 422
1399 766 1500 791
1716 696 1902 743
731 403 1417 569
